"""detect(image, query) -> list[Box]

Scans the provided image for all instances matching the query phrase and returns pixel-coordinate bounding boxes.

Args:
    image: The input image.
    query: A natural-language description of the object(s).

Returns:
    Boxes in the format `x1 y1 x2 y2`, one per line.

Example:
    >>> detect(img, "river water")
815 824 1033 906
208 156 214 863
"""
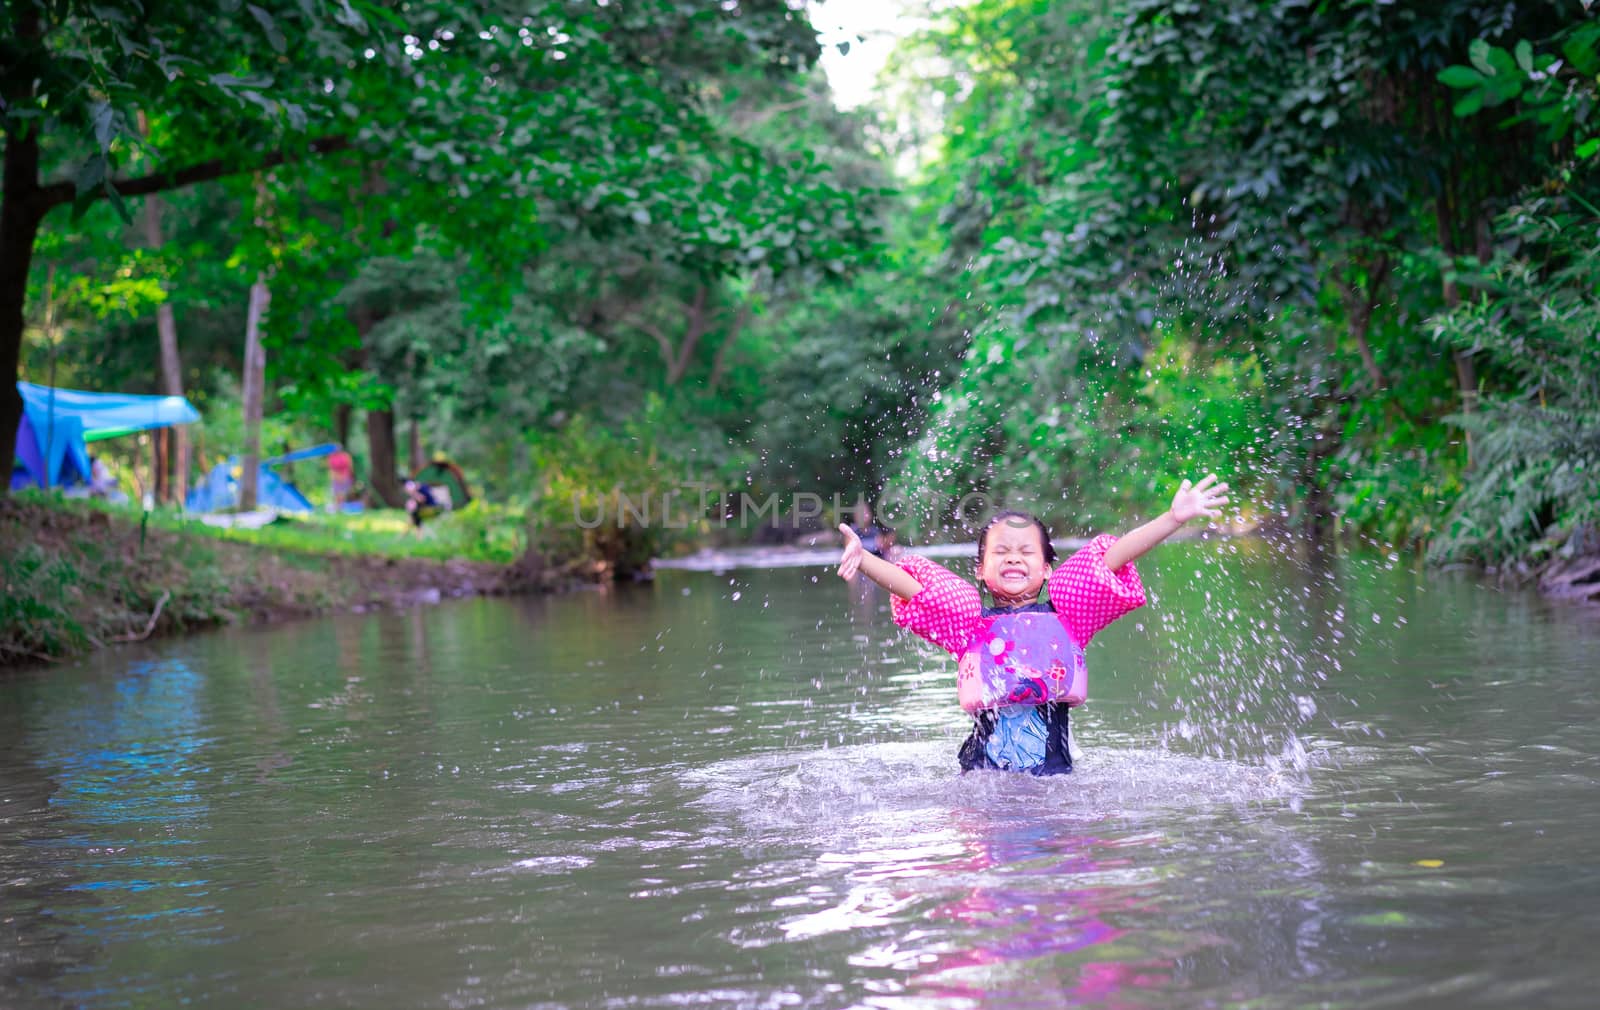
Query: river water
3 539 1599 1009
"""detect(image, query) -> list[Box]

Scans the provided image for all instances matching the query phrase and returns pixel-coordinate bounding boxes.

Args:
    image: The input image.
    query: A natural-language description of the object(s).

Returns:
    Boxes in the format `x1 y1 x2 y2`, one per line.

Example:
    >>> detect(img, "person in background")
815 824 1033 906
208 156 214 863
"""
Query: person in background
404 478 441 536
327 446 354 511
412 452 472 508
88 457 128 503
850 501 894 559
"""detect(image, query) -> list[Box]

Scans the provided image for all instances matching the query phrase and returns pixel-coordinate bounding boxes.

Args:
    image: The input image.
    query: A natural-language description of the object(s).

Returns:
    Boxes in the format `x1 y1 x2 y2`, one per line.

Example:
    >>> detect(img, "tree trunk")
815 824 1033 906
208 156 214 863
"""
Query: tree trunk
1442 214 1476 419
1298 391 1348 548
137 113 190 505
638 286 712 386
334 403 352 447
278 438 295 488
1352 305 1385 390
707 303 751 392
1338 252 1390 390
152 242 189 501
1437 189 1483 464
349 304 405 508
239 277 270 511
365 407 405 507
0 97 44 494
1458 209 1492 419
670 287 709 385
135 433 150 505
154 427 170 503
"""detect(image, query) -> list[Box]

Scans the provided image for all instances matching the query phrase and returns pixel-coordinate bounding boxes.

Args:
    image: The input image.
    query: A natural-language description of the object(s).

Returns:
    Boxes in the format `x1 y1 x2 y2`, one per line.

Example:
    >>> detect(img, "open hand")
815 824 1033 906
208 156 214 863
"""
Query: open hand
1169 473 1230 524
837 523 863 581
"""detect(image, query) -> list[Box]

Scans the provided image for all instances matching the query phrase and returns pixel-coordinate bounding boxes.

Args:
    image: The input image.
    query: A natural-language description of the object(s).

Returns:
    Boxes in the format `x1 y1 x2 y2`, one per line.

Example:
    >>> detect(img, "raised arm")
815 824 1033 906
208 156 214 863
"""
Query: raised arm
837 524 923 599
1101 473 1230 572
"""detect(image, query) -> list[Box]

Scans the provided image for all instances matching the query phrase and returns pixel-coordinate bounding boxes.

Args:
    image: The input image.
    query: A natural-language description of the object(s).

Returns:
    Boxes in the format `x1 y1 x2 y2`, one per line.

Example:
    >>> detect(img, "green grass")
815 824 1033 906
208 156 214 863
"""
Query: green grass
80 496 529 565
2 498 240 664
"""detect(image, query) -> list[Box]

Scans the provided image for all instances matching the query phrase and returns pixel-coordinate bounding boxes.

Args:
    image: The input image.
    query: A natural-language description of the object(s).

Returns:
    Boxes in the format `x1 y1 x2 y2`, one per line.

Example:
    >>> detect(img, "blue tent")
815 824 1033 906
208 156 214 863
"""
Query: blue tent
185 456 317 514
11 380 200 490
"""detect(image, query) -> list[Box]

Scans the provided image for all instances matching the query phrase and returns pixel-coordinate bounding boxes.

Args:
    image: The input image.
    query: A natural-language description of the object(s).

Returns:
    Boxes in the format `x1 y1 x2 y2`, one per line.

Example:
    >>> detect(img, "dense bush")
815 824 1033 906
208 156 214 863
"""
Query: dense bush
1429 197 1600 569
526 398 730 577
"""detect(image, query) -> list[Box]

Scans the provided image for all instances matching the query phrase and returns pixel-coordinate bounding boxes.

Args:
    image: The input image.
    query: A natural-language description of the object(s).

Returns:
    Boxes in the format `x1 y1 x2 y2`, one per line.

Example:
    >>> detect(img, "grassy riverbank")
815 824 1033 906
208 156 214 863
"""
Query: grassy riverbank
142 496 531 565
0 494 570 668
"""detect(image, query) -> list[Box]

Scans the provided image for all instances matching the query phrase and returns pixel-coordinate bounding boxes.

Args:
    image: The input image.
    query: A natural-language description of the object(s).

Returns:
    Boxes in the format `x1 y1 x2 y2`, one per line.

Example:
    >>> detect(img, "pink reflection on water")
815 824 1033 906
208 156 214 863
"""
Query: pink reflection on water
909 806 1174 1006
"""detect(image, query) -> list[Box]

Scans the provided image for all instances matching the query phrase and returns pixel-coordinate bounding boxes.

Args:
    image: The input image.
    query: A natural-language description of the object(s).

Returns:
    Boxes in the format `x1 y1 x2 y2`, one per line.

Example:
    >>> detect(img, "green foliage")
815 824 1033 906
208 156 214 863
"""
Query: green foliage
0 542 91 660
526 399 728 576
734 235 965 501
191 369 309 462
888 323 1272 540
1428 195 1600 567
4 0 858 484
23 0 1600 593
243 2 872 412
1439 19 1600 150
0 496 237 664
1422 8 1600 570
875 0 1590 557
1332 415 1464 551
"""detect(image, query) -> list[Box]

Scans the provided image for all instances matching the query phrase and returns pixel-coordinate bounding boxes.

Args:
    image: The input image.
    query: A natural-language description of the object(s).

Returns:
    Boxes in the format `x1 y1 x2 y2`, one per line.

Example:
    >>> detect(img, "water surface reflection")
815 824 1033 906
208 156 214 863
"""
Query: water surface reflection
2 544 1599 1008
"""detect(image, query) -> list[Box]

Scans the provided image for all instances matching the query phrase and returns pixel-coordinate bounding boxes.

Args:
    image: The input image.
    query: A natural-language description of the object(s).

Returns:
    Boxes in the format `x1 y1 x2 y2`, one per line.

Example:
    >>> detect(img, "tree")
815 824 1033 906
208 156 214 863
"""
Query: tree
879 0 1589 547
1428 18 1600 578
2 0 361 487
2 0 829 489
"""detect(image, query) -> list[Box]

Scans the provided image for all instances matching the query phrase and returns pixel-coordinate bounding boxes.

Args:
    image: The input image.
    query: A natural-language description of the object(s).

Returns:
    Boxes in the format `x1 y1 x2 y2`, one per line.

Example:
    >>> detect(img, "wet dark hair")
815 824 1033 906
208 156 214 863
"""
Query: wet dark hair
975 510 1058 570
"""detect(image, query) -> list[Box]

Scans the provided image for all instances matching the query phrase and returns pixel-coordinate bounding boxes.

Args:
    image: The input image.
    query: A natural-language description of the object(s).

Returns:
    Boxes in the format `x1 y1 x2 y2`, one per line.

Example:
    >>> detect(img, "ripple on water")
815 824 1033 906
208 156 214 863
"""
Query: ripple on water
489 855 596 876
685 739 1310 848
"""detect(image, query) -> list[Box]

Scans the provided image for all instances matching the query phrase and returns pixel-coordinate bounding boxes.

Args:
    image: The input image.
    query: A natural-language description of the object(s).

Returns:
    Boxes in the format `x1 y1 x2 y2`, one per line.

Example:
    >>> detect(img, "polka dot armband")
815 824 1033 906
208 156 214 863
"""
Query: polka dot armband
888 555 983 658
1049 534 1147 647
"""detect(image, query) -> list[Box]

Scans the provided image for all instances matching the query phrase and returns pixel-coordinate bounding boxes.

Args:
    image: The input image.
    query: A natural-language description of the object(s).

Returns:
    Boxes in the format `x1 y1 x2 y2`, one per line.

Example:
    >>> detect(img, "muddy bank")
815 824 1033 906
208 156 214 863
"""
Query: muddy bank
1 498 587 669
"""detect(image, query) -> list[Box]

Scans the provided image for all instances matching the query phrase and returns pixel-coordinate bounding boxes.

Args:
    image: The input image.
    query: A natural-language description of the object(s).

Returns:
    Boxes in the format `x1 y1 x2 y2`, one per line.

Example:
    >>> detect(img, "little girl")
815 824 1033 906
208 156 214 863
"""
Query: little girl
837 475 1229 774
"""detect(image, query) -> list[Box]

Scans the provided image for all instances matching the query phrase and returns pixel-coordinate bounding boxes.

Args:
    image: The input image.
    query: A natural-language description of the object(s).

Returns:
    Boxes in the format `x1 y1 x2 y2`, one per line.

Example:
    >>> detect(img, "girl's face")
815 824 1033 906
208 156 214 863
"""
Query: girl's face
979 520 1051 606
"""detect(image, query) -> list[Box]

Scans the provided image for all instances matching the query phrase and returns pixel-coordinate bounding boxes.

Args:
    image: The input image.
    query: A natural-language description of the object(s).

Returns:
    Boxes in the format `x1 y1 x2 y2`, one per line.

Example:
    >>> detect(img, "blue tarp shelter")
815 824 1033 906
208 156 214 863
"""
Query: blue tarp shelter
263 442 338 467
186 459 313 513
184 445 340 514
11 381 200 491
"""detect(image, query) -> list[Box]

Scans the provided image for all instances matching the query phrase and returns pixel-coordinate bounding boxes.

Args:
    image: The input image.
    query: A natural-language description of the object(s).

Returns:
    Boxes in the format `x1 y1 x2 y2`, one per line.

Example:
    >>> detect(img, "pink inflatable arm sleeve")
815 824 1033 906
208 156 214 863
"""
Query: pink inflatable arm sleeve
890 555 984 658
1048 534 1147 647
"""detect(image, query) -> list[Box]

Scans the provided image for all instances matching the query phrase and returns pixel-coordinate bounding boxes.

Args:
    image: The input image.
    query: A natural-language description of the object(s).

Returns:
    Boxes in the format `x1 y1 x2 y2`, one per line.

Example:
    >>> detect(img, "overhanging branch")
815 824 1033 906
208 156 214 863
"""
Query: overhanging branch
35 135 352 211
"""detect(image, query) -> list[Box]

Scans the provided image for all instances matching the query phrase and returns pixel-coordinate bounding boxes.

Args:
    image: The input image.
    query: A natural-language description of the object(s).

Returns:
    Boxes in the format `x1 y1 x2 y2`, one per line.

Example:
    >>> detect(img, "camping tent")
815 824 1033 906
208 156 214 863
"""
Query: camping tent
186 458 314 513
412 454 473 509
11 381 200 491
183 444 338 514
